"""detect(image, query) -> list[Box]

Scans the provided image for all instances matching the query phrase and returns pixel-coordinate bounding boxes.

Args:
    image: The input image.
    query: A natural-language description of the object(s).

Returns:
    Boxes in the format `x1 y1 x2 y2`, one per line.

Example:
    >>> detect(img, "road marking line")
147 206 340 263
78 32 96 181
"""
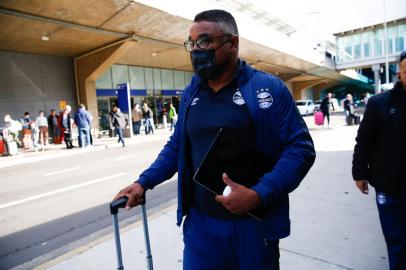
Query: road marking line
0 172 127 210
44 167 80 176
112 154 139 162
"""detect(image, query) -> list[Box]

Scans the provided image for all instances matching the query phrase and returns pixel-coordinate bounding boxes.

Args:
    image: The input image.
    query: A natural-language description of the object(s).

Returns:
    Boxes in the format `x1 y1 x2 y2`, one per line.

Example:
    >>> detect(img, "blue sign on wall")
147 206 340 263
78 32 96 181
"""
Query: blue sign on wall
96 89 147 96
161 90 184 96
117 83 130 113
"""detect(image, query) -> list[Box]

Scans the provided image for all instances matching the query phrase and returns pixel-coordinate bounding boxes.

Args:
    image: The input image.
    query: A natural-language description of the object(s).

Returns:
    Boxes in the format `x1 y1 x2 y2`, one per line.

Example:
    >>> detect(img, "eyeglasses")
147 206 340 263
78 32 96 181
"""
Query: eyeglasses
183 34 232 52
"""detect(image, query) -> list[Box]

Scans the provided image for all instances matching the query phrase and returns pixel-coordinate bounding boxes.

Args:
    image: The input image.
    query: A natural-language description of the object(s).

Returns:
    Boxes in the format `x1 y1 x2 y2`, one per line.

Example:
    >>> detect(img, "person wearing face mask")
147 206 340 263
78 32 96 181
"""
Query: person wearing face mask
113 9 315 269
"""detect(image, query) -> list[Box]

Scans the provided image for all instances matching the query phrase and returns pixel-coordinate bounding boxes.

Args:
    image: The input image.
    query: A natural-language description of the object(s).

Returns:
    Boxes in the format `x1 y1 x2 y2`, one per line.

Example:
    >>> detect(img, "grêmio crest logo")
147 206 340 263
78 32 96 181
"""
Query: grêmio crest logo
256 88 273 109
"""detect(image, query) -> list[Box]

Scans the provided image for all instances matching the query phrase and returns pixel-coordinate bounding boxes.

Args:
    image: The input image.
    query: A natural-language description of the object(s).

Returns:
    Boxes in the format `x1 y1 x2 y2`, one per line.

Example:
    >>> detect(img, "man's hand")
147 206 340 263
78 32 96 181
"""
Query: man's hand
215 173 261 215
355 180 369 194
113 182 145 210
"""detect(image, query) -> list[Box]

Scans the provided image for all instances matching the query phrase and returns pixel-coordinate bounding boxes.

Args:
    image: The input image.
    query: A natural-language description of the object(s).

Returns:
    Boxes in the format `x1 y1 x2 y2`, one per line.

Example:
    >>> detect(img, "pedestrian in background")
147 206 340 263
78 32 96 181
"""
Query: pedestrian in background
110 106 128 147
320 92 334 127
35 111 48 147
114 9 315 269
3 114 22 147
168 102 177 131
131 103 142 135
352 50 406 270
19 112 33 150
30 120 39 151
62 105 74 149
74 104 91 148
48 109 61 144
142 103 154 135
344 94 357 125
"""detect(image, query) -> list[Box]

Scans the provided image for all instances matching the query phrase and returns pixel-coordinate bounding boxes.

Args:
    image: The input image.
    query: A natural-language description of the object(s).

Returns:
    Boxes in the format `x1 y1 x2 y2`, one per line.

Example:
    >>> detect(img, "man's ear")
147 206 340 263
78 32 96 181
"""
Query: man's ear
230 35 239 53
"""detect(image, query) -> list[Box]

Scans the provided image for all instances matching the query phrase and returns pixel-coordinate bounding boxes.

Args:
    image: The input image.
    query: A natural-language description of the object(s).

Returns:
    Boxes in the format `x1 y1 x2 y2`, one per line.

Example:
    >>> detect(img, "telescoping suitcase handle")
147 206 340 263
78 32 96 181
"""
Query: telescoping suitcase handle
110 195 153 270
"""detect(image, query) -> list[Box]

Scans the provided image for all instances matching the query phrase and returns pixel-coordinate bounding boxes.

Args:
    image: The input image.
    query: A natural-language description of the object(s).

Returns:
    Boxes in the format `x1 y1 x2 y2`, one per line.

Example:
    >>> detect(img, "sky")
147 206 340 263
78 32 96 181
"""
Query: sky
137 0 406 41
252 0 406 40
136 0 405 64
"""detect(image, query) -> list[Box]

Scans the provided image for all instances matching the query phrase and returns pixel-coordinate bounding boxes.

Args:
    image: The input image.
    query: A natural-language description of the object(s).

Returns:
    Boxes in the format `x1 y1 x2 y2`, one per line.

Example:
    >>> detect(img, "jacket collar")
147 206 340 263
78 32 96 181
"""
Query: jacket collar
193 59 256 89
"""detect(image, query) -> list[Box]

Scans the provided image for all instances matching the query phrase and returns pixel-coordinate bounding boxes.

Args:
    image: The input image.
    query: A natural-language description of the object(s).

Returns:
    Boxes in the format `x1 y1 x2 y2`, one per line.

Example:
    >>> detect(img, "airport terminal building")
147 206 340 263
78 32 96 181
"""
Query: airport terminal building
0 0 373 130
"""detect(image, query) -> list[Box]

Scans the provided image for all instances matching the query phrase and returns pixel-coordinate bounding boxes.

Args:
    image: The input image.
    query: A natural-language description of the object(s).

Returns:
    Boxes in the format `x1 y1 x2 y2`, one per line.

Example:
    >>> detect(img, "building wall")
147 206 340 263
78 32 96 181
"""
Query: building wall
0 51 76 122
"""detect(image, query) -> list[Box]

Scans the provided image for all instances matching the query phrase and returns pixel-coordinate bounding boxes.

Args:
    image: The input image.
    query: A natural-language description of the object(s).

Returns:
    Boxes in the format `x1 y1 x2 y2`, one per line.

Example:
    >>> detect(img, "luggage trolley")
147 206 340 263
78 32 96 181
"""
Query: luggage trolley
109 196 153 270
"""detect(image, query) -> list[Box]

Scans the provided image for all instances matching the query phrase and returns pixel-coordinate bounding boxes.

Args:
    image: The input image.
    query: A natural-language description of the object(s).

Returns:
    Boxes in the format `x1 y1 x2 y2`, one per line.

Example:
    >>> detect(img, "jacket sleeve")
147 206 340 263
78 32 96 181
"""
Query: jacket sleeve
136 117 180 190
252 82 316 204
352 97 381 181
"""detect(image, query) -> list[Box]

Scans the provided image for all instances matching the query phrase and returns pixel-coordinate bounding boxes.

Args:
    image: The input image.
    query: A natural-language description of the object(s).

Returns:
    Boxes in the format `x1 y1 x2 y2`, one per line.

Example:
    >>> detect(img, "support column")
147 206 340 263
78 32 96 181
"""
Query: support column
372 64 381 94
75 40 136 129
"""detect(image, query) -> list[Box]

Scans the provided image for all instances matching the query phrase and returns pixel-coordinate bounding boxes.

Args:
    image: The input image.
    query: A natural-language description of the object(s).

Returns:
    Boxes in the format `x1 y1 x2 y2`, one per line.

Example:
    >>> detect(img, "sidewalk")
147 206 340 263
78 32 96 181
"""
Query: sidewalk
12 115 389 270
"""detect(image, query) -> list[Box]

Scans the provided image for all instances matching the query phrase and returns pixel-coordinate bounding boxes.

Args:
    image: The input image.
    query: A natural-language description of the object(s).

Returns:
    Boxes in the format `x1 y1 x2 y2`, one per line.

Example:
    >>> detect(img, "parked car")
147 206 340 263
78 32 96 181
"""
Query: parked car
296 100 315 116
314 100 322 111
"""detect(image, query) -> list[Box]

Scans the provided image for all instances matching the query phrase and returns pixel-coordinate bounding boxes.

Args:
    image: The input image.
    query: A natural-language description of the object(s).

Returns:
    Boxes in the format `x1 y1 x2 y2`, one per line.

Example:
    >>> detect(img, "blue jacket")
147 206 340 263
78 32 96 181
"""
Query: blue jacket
138 61 315 239
74 108 91 128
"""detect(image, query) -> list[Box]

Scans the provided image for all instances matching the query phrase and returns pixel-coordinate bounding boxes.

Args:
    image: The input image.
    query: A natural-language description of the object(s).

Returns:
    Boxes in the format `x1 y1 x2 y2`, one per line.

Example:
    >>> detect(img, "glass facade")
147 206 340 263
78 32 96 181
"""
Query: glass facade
99 64 193 92
96 64 194 128
336 23 406 63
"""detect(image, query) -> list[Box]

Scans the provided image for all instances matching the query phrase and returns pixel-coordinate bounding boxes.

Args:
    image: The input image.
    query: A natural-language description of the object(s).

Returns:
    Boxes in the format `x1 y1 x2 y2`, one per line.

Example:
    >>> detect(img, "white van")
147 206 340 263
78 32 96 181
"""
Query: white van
296 100 315 116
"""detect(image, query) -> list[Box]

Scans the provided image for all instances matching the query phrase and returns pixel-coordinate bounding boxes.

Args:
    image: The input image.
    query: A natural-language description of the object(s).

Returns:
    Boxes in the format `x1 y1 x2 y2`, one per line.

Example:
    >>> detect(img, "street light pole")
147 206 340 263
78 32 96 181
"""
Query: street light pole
384 0 389 87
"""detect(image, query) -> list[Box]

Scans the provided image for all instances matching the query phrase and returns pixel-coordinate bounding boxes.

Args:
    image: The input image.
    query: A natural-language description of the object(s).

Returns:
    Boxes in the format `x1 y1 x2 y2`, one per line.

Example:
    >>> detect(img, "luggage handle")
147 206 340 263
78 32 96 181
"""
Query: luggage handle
110 194 153 270
110 194 146 215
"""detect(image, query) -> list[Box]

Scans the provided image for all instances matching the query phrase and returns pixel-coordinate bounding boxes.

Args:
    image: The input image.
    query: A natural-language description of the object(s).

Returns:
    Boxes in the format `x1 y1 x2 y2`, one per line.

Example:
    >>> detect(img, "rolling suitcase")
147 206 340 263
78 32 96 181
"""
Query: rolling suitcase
6 140 18 155
314 111 324 126
354 115 361 125
110 196 153 270
0 137 5 155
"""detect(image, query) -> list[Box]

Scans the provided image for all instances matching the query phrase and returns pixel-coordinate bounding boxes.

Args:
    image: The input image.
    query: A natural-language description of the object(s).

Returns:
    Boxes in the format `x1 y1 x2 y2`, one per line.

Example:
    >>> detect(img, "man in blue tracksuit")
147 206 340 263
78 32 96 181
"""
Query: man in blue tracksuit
114 9 315 269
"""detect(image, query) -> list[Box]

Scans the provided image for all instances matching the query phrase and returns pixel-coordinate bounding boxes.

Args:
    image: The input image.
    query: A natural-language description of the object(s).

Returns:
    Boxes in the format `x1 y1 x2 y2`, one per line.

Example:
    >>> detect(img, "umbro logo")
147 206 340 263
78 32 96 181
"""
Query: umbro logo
191 97 199 106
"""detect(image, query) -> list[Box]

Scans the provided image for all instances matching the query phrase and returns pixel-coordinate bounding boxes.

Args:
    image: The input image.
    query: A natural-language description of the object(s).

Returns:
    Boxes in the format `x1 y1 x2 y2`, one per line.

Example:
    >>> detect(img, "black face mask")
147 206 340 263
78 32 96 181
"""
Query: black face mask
190 42 231 81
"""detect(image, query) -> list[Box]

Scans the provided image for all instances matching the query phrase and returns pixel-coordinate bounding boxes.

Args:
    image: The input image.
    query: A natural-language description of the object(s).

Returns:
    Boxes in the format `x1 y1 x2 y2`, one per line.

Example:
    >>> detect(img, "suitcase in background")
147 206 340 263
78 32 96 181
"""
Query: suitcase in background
354 115 361 125
314 111 324 126
0 138 5 155
6 141 18 155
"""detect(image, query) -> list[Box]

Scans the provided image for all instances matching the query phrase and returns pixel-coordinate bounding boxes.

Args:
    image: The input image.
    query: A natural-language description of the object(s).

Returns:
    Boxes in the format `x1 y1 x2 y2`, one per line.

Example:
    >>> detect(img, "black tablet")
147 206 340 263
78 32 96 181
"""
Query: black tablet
192 128 275 220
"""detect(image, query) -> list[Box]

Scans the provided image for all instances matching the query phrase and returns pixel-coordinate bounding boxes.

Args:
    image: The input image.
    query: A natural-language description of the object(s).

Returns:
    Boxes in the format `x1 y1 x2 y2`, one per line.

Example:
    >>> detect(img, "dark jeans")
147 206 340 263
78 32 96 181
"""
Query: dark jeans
132 121 141 135
64 130 73 149
115 128 124 146
376 188 406 270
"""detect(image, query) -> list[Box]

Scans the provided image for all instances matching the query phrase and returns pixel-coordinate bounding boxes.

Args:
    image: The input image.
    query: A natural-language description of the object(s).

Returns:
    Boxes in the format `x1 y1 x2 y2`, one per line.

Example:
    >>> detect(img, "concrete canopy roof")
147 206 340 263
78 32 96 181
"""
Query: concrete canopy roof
0 0 371 90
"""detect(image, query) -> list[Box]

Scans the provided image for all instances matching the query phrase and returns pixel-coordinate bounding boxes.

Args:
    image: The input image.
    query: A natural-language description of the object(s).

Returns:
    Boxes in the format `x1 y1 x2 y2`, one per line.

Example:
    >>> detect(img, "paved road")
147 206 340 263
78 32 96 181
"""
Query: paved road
0 138 176 270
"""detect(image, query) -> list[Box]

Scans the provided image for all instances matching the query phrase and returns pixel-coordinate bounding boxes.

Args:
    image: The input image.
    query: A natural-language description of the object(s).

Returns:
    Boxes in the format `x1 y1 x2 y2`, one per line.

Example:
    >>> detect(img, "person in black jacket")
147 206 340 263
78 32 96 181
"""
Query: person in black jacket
61 105 74 149
352 50 406 270
344 94 357 125
319 92 334 127
110 106 128 147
